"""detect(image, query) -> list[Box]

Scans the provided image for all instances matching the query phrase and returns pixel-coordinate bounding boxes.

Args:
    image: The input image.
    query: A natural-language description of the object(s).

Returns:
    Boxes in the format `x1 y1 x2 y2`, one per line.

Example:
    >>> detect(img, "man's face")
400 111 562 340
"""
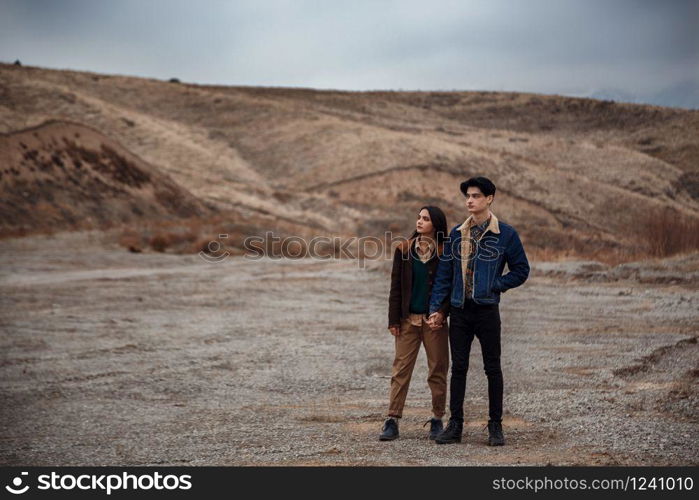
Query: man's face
464 186 493 214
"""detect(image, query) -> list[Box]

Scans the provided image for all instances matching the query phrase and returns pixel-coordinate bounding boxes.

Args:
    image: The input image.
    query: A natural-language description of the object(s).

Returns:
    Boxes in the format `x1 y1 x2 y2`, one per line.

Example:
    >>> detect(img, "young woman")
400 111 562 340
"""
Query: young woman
380 206 450 441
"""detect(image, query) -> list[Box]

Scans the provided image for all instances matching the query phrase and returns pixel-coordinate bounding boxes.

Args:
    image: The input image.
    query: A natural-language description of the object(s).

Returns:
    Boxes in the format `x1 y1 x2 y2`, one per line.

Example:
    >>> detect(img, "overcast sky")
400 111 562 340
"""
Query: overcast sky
1 0 698 108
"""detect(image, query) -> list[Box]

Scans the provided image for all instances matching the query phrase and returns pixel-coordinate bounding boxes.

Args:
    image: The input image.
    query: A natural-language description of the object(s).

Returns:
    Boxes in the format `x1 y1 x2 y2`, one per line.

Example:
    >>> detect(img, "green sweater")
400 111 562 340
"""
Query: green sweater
409 254 429 314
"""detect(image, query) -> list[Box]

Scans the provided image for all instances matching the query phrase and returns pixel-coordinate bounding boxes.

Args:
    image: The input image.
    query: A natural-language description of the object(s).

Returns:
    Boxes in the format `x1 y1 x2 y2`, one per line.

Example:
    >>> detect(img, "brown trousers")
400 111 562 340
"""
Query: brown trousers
388 315 449 418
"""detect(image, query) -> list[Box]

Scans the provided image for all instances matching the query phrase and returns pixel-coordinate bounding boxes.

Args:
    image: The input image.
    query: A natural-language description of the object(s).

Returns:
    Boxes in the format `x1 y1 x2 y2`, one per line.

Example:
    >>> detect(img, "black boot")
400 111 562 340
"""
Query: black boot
379 418 399 441
423 418 444 440
487 420 505 446
435 418 462 444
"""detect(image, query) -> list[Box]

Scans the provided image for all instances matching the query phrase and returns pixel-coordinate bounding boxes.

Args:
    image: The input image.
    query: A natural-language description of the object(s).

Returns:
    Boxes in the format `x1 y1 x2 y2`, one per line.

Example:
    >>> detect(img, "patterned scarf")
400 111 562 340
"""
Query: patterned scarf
458 213 500 299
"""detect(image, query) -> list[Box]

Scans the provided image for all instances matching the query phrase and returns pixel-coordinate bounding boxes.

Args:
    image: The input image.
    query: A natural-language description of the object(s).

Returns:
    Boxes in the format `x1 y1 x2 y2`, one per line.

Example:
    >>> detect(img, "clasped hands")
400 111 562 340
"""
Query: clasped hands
388 311 445 337
426 311 445 330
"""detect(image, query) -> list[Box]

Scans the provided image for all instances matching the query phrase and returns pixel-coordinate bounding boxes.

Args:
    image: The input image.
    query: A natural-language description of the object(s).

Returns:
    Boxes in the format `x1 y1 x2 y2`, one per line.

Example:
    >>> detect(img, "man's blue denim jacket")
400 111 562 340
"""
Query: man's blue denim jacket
428 213 530 312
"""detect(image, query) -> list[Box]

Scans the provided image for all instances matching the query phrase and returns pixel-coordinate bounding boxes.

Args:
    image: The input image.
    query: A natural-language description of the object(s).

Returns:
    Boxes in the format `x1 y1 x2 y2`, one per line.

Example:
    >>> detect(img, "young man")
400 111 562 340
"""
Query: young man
427 176 529 446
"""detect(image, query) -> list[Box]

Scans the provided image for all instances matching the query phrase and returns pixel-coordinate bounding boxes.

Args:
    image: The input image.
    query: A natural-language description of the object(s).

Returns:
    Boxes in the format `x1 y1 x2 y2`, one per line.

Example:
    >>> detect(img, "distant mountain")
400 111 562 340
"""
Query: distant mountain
584 81 699 110
584 88 640 105
649 80 699 110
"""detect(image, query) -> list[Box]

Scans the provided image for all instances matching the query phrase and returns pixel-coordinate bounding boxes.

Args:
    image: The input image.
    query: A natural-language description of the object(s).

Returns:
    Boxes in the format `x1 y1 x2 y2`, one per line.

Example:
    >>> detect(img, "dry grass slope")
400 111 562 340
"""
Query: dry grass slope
1 62 698 260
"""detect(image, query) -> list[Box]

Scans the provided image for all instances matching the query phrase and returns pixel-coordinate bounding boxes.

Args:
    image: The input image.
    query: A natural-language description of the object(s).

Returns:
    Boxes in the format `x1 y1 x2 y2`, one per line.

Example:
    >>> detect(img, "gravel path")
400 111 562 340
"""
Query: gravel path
1 232 697 465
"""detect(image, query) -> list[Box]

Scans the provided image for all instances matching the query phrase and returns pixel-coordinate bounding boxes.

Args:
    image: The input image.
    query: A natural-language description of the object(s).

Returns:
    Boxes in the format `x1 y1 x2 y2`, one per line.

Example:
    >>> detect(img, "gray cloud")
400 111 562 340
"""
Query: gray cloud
1 0 697 108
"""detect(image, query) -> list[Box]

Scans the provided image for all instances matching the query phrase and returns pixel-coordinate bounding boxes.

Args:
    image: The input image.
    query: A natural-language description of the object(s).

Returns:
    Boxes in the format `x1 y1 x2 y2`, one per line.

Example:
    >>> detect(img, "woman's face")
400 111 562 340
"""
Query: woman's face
416 209 434 235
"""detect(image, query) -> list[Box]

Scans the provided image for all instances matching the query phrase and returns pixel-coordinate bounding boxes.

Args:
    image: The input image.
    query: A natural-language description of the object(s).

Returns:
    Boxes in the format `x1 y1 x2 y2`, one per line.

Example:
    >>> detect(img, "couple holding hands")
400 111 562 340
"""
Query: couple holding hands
382 176 530 446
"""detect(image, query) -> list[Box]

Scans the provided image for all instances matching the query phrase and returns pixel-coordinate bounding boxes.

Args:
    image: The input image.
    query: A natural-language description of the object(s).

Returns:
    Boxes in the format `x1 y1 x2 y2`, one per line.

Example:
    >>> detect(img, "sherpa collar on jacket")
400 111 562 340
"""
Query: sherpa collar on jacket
456 212 500 235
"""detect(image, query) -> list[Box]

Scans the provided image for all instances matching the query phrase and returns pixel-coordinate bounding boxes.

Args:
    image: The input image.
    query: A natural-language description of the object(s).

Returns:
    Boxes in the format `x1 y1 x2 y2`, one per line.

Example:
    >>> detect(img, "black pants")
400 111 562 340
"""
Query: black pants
448 299 502 423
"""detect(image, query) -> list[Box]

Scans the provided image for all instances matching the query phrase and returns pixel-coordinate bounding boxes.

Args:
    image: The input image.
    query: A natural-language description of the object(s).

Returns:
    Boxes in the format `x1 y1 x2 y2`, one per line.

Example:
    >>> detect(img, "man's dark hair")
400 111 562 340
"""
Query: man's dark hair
460 176 496 198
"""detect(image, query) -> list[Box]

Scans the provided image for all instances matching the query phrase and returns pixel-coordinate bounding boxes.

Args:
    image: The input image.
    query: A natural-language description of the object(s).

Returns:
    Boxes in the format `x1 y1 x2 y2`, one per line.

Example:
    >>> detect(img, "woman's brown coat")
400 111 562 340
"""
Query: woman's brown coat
388 237 450 328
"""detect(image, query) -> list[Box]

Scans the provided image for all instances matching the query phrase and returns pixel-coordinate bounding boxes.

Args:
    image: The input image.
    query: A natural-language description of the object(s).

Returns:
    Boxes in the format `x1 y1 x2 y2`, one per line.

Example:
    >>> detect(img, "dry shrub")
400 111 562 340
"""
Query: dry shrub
641 209 699 258
149 232 171 252
118 229 143 253
280 237 307 258
527 246 569 263
528 242 668 266
0 227 27 239
108 210 381 260
195 236 217 254
311 239 338 258
148 229 200 252
114 215 223 253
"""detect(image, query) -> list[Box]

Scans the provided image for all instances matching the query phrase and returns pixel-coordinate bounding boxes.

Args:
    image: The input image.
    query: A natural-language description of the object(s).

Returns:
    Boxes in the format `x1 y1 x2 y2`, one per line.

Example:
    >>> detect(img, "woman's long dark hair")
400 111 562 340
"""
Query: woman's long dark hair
410 205 448 245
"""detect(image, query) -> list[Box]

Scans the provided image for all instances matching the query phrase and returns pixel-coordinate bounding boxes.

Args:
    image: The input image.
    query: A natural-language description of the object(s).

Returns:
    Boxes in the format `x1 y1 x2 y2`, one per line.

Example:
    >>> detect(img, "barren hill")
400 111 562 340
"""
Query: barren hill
1 63 698 257
0 120 208 235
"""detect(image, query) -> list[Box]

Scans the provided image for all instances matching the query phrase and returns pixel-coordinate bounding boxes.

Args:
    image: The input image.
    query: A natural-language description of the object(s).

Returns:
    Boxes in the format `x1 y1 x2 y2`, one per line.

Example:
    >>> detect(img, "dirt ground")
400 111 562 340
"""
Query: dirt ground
1 231 697 466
